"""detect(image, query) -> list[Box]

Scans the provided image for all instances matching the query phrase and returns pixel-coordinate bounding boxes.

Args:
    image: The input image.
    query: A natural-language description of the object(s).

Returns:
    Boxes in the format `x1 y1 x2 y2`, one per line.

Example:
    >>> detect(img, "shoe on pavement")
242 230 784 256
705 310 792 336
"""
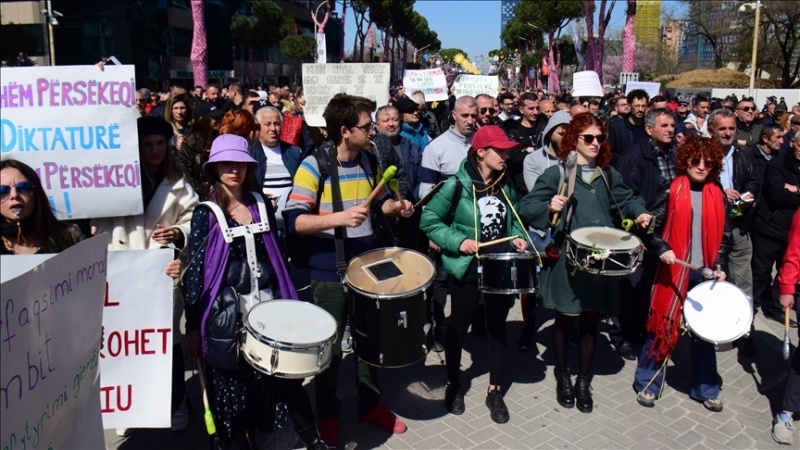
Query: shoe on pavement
574 375 593 413
555 370 575 409
485 390 510 424
432 340 445 353
171 400 190 432
444 383 465 415
614 340 637 361
772 412 795 445
702 397 723 412
359 404 407 434
319 417 340 448
637 391 656 408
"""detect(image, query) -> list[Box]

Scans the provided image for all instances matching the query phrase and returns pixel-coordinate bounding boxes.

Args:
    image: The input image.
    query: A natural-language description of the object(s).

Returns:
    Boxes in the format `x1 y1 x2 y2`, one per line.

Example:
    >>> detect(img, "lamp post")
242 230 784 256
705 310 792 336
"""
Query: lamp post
739 1 763 98
42 0 62 66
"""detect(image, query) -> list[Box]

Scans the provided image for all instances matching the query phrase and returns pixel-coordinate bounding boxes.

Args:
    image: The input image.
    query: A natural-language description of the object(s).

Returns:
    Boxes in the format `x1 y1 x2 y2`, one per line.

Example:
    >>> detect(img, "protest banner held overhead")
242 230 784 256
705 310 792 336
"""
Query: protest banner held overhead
0 65 142 220
0 235 108 450
625 81 662 99
453 74 499 98
302 63 391 127
403 68 449 101
572 71 605 98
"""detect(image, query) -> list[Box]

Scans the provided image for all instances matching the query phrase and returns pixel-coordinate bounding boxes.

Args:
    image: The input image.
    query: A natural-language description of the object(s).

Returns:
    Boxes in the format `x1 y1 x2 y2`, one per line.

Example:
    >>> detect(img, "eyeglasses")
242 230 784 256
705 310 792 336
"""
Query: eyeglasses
578 134 607 144
352 122 376 133
0 181 35 200
738 106 756 112
479 107 497 115
689 158 716 168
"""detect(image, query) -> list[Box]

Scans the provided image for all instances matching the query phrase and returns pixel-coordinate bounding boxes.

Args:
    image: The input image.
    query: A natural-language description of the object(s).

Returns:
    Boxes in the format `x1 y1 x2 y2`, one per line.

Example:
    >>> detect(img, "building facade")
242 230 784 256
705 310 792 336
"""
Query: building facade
500 0 520 40
634 0 662 50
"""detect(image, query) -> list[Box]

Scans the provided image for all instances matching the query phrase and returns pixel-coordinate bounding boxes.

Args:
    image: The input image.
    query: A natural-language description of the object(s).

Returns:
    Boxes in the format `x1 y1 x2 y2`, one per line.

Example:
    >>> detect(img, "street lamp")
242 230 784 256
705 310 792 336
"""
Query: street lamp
41 0 62 65
739 1 762 98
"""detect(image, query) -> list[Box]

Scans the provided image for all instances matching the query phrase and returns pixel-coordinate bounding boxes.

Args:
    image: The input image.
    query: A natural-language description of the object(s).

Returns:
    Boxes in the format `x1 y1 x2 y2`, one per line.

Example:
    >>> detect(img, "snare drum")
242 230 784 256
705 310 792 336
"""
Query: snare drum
345 247 435 368
478 252 538 294
242 300 337 378
565 226 644 276
684 280 752 346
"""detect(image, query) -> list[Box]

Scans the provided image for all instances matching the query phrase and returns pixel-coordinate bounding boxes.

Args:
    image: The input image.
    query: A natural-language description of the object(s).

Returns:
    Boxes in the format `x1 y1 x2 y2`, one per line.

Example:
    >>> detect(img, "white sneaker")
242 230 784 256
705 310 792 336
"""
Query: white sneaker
772 412 795 445
171 401 190 432
115 428 133 437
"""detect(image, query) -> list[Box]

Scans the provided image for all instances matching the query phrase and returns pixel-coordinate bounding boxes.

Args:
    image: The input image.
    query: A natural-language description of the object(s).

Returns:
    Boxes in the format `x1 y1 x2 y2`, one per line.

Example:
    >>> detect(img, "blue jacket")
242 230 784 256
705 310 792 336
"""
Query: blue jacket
398 137 423 202
400 122 430 152
248 140 303 184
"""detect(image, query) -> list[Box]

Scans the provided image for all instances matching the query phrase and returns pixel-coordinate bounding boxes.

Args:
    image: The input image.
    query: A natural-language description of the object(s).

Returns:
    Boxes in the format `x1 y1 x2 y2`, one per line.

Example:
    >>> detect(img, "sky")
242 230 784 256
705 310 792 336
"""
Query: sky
341 0 642 61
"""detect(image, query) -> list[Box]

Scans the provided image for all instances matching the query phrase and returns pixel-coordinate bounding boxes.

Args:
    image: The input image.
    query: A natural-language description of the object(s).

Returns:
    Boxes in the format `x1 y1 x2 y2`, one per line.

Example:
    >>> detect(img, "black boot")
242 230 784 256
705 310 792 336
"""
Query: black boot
555 369 575 408
444 382 465 415
574 375 593 413
297 424 334 450
485 390 509 424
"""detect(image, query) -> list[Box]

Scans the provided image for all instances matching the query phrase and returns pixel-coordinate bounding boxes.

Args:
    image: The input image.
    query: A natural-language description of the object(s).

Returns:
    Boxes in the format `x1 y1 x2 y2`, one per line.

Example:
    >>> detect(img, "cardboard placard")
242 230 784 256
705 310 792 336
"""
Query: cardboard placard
302 63 391 127
403 69 448 101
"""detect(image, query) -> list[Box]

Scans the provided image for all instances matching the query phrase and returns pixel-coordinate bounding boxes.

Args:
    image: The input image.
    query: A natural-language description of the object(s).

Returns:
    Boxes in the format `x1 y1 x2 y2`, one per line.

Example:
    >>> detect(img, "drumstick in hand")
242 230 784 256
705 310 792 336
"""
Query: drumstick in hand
783 309 792 361
551 151 577 226
197 362 216 435
360 165 397 208
477 235 518 249
389 178 404 204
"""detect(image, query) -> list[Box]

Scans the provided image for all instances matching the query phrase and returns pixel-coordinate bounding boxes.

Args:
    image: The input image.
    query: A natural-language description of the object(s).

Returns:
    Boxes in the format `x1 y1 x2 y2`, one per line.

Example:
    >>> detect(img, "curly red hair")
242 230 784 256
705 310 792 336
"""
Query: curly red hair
674 135 723 180
219 109 258 142
558 113 612 168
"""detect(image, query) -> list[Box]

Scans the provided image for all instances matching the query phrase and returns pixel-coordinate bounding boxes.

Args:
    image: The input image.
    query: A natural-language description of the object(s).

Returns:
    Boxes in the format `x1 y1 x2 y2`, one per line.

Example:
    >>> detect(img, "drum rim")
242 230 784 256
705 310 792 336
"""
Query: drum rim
243 328 337 350
242 351 332 379
683 280 753 344
478 251 539 260
569 226 644 249
344 246 436 298
244 299 338 345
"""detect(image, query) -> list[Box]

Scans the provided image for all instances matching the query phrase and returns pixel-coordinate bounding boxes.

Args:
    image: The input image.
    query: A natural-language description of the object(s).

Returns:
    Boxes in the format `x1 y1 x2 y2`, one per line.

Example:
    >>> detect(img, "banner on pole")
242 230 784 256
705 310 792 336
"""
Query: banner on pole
403 68 448 101
302 63 391 127
453 75 499 98
0 65 143 220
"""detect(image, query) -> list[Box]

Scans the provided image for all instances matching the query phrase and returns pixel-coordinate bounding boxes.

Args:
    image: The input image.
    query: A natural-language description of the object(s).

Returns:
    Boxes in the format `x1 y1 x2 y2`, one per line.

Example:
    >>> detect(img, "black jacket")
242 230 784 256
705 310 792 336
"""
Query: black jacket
741 145 775 201
502 118 546 195
735 118 763 149
616 139 675 212
752 151 800 242
608 116 647 166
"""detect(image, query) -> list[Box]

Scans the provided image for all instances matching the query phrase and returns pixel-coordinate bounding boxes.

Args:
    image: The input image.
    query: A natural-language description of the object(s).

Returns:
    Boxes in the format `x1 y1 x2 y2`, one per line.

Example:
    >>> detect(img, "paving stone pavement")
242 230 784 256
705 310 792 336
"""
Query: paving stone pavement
106 304 798 449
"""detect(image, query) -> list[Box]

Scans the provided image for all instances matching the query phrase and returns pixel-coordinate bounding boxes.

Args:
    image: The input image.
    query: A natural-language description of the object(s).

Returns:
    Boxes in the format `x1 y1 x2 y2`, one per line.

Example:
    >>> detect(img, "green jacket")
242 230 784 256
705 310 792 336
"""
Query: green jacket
420 158 529 281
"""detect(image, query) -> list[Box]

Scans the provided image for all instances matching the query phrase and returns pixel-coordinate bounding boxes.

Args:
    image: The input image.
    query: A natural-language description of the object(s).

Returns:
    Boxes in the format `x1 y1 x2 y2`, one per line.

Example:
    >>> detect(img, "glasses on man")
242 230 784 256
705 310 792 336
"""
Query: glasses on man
689 158 716 168
738 106 756 112
479 107 497 115
578 134 607 144
0 181 35 200
352 122 376 133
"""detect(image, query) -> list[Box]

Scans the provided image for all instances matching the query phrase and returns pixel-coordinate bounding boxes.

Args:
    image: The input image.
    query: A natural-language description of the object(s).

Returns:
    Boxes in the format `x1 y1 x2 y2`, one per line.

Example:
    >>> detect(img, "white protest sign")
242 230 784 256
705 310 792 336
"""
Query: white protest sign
572 71 604 97
0 65 143 220
302 63 391 127
403 69 448 101
0 236 107 450
453 75 499 98
100 249 174 429
626 81 662 99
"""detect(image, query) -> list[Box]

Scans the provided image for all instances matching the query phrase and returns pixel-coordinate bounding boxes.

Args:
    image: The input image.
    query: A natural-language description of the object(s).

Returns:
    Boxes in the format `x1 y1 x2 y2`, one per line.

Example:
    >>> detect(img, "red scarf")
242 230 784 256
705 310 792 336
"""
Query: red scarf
646 175 725 361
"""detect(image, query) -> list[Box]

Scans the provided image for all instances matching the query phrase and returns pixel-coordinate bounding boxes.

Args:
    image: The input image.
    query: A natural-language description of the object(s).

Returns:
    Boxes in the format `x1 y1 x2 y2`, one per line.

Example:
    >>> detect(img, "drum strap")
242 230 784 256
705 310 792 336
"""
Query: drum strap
598 169 626 225
327 150 348 278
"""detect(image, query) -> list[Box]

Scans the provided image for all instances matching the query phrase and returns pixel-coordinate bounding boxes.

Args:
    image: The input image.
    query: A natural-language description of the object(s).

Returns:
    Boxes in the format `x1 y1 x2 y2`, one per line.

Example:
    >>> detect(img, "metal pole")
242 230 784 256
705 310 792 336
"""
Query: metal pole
46 0 55 66
748 1 761 98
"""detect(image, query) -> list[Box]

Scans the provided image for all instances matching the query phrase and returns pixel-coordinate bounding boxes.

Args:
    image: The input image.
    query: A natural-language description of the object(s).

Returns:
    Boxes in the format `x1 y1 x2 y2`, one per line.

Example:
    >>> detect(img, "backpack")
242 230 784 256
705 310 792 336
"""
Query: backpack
285 147 380 269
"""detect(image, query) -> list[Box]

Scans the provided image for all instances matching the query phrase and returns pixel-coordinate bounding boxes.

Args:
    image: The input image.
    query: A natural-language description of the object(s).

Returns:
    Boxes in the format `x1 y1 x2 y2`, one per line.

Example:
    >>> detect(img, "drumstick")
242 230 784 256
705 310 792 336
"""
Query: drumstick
673 259 714 279
389 178 404 204
360 165 397 208
783 308 792 361
477 235 518 249
551 151 578 226
196 362 216 435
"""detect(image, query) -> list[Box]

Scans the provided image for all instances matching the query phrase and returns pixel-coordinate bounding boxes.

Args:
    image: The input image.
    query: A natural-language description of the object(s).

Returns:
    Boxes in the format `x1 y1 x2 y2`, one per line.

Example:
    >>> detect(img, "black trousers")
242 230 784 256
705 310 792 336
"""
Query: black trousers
617 254 658 343
751 232 785 315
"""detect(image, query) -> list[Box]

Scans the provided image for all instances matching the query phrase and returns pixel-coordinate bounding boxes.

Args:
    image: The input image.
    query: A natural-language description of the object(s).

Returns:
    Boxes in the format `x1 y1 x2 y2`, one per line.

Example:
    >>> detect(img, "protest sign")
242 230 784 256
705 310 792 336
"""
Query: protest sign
626 81 662 99
453 75 498 98
302 63 391 127
572 71 604 97
100 249 174 429
0 65 142 220
403 69 448 101
0 236 107 450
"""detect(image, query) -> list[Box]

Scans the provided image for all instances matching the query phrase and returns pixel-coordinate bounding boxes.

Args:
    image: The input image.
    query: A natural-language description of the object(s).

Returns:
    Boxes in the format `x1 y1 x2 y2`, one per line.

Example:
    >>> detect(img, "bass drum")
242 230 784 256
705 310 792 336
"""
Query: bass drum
345 247 435 368
683 280 753 347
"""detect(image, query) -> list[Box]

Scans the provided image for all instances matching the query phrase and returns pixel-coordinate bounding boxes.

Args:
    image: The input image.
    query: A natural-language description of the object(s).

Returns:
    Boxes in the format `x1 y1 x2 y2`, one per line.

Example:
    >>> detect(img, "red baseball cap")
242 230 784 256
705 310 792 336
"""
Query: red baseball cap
471 125 520 151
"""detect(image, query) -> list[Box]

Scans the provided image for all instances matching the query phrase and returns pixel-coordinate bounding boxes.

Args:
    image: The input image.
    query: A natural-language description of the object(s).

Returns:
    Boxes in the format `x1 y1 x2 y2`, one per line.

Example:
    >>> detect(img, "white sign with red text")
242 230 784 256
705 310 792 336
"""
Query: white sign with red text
403 68 449 101
100 249 174 429
0 65 143 220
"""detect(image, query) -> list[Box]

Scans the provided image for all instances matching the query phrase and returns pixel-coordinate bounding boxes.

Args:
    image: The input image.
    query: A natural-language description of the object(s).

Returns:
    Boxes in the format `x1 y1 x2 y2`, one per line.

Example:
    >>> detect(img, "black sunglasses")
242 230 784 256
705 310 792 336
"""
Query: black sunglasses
738 106 756 112
578 134 607 144
479 107 497 115
352 122 376 133
689 158 716 168
0 181 35 200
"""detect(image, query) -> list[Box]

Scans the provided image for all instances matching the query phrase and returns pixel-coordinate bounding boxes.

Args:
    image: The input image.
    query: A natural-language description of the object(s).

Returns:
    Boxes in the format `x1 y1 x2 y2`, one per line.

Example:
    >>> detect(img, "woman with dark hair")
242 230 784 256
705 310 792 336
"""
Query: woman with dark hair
0 159 84 254
165 93 195 150
420 125 530 424
176 115 219 199
633 135 731 411
519 113 651 413
184 134 331 449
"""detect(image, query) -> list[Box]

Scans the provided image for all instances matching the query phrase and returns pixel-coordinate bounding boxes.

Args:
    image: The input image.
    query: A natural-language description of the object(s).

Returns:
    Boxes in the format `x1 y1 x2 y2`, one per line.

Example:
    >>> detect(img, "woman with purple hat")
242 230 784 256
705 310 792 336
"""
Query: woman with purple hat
184 134 330 449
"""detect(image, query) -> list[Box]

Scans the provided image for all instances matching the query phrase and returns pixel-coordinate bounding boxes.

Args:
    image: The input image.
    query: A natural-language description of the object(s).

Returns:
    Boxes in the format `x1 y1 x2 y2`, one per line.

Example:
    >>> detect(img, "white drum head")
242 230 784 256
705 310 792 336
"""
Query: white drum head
570 226 641 250
246 300 336 345
684 281 752 344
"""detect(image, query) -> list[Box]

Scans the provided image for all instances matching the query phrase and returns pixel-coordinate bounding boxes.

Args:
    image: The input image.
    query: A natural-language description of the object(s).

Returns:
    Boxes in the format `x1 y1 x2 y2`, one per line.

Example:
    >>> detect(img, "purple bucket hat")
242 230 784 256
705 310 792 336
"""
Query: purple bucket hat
203 134 259 173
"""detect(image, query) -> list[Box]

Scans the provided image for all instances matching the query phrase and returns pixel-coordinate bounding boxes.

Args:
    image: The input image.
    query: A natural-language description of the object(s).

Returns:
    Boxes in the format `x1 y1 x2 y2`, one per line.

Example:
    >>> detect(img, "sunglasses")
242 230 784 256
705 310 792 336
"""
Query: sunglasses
738 106 756 112
352 122 376 133
578 134 607 144
479 107 497 115
0 181 35 200
689 158 716 168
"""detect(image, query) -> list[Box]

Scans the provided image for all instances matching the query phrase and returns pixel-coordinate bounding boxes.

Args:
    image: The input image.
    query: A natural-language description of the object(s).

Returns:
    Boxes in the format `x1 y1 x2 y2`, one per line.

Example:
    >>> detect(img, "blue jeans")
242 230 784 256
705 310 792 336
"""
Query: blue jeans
633 272 720 401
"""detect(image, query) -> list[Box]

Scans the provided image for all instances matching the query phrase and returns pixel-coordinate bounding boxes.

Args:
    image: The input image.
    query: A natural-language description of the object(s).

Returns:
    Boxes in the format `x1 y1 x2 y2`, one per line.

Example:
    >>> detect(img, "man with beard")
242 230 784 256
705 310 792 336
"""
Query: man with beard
608 89 649 165
684 95 711 138
226 82 245 111
502 92 546 195
608 96 631 125
615 109 678 360
735 98 764 149
476 94 501 127
498 92 519 122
